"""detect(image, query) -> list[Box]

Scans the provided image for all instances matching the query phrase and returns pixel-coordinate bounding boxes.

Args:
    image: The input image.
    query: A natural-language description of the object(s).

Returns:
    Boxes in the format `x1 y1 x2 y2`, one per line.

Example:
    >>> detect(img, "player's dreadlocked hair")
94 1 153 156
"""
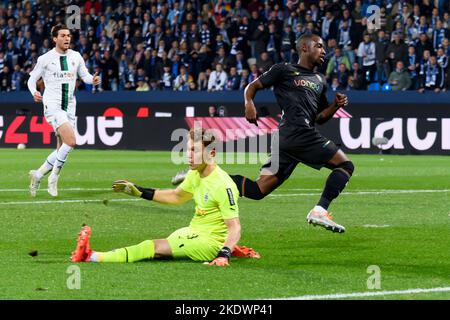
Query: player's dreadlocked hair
189 127 216 148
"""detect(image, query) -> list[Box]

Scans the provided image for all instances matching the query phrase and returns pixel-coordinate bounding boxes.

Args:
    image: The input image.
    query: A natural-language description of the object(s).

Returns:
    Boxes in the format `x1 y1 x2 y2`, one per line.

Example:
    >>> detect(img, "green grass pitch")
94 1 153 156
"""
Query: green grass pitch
1 149 449 300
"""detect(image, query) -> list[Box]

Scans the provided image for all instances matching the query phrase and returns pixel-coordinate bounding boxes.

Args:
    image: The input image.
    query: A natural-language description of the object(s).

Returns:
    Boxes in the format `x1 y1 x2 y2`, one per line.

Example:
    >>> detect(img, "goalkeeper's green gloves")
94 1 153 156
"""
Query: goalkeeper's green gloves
112 180 155 200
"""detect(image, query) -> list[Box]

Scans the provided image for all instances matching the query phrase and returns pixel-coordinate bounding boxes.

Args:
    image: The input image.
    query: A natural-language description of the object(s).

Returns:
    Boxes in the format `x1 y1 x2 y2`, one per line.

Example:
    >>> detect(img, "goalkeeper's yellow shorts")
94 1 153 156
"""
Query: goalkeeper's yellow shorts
167 227 222 262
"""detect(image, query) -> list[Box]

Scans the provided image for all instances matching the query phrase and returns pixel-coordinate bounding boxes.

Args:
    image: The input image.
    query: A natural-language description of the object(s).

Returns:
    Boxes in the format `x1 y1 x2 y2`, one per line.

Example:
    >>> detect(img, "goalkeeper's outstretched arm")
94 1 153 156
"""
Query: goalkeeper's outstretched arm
112 180 192 205
152 187 192 205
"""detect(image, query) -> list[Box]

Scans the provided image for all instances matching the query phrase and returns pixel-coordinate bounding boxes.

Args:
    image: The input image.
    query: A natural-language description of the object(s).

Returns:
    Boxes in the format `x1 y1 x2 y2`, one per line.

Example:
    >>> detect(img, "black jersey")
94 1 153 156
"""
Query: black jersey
258 63 329 128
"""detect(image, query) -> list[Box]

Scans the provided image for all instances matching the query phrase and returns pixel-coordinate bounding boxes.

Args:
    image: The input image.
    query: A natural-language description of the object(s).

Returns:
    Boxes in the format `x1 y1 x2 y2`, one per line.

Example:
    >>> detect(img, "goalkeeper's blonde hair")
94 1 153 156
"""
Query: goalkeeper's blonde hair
189 128 216 148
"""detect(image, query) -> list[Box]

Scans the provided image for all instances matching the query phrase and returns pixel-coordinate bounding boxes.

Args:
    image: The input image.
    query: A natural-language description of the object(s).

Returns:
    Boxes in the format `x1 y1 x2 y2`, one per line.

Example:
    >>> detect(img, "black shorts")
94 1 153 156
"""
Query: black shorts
261 125 339 183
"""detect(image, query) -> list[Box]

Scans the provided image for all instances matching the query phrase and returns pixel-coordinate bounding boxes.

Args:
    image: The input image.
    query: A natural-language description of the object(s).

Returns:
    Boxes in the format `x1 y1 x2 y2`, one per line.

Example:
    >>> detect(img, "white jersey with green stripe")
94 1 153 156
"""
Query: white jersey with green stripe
28 48 93 113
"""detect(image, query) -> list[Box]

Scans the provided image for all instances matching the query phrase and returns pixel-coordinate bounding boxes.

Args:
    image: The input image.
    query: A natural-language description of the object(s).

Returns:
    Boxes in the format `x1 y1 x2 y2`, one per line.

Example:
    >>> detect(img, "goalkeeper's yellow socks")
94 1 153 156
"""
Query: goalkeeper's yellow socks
91 240 155 263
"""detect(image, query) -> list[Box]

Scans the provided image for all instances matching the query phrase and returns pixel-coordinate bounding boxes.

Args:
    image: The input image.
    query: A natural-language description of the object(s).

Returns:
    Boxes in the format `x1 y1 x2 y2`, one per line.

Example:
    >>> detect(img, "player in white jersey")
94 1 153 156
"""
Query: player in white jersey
27 24 101 197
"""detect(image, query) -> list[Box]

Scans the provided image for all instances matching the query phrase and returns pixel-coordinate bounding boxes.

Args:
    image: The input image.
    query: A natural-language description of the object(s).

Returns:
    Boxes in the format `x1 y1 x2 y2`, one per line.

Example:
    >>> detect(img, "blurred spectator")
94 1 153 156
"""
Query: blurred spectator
188 81 197 91
404 16 419 44
330 77 344 91
266 23 280 63
208 105 216 117
350 62 366 90
11 64 24 91
321 10 338 41
143 49 163 81
149 79 160 91
417 49 431 91
256 52 273 74
432 20 449 51
0 65 12 92
228 0 248 18
375 30 390 84
197 71 208 91
208 63 227 91
173 65 191 91
334 63 350 88
357 33 376 83
346 75 355 91
136 76 150 92
388 61 412 91
239 69 249 90
280 25 296 63
386 32 408 71
217 105 228 117
421 55 446 92
248 64 260 83
326 47 350 81
101 51 119 91
442 38 450 56
406 45 420 90
161 65 173 91
252 20 267 59
437 47 449 90
0 52 5 75
325 38 338 61
233 50 249 75
415 33 434 63
213 47 232 71
200 22 211 46
225 67 240 91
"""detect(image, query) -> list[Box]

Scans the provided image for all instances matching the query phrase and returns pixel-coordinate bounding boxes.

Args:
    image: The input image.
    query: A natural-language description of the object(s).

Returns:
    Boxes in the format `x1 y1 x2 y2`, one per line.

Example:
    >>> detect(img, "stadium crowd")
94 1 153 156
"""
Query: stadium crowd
0 0 449 93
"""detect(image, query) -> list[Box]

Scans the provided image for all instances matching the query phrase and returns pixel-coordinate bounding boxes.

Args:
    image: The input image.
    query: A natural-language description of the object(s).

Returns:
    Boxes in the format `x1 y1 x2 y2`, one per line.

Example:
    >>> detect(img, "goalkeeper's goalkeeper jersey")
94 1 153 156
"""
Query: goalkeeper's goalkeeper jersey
179 165 239 242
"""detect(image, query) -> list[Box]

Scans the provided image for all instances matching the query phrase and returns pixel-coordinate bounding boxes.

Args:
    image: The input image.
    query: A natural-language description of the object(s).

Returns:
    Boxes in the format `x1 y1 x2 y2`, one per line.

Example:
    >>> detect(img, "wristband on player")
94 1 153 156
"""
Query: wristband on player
216 246 232 261
136 186 155 200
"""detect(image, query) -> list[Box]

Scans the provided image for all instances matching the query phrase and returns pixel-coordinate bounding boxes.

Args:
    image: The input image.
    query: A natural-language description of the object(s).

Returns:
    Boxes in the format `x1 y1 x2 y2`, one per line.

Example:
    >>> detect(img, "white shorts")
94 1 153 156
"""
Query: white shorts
44 109 76 132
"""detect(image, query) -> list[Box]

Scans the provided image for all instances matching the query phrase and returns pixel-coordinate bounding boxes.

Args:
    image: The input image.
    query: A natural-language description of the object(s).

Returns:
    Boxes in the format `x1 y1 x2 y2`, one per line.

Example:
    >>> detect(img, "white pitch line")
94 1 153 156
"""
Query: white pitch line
0 188 110 192
269 189 450 197
0 198 142 205
362 224 390 228
274 286 450 300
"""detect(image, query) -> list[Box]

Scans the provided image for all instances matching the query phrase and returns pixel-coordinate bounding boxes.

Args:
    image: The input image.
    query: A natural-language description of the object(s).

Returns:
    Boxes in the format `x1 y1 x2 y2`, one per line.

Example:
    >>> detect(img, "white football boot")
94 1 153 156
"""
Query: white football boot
306 209 346 233
47 173 59 197
29 170 41 197
171 168 189 185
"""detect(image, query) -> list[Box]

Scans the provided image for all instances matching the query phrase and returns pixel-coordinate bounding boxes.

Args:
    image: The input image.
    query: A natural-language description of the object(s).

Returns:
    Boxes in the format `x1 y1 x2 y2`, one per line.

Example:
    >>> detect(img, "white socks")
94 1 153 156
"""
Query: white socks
35 150 58 180
51 143 73 175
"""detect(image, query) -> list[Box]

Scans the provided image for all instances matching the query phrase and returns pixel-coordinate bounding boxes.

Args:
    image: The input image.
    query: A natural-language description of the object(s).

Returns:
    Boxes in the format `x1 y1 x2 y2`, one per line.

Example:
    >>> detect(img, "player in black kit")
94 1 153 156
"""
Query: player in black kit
171 34 353 233
234 34 354 233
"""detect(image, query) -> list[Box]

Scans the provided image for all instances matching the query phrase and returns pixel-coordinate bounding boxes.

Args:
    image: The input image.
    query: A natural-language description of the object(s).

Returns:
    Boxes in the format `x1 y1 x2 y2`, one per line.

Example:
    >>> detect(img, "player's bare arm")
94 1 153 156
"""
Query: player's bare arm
222 218 241 252
316 92 348 124
153 187 193 204
112 180 192 204
209 217 241 266
244 79 264 125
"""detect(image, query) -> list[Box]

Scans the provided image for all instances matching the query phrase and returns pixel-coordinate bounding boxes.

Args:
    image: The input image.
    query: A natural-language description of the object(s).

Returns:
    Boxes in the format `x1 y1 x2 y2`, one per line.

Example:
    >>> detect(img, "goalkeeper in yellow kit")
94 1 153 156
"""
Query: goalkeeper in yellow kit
71 128 258 266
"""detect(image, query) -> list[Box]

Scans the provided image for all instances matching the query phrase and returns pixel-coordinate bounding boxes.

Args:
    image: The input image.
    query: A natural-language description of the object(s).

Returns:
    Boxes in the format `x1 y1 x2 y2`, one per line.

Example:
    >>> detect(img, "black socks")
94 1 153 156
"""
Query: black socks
230 175 267 200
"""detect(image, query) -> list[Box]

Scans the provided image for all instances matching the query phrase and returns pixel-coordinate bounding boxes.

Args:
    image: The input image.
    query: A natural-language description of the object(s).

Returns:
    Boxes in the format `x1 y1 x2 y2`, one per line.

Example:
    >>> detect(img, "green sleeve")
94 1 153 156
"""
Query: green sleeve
344 57 351 71
214 185 239 220
178 170 195 194
404 73 411 89
326 59 333 75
